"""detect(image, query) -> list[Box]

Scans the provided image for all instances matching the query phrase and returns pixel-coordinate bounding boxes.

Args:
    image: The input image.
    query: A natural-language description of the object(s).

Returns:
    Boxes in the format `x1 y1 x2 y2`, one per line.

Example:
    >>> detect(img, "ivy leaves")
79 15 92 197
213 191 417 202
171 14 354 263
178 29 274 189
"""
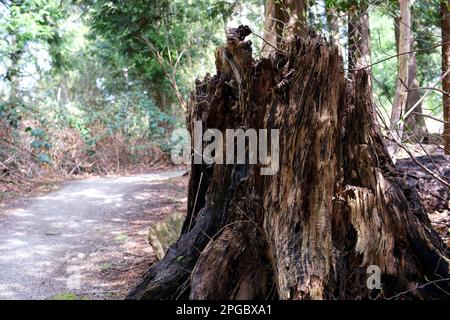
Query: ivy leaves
25 126 52 164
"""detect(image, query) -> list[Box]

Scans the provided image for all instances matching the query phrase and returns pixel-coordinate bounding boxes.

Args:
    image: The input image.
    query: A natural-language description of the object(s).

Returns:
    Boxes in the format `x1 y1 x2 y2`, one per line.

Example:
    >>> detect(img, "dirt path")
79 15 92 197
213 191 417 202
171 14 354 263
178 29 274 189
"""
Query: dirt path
0 170 187 300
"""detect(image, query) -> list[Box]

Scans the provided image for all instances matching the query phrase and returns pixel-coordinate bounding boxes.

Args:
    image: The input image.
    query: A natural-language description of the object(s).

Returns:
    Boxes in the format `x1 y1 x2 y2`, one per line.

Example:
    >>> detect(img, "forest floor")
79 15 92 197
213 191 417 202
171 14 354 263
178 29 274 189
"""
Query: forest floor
0 169 188 300
0 155 447 300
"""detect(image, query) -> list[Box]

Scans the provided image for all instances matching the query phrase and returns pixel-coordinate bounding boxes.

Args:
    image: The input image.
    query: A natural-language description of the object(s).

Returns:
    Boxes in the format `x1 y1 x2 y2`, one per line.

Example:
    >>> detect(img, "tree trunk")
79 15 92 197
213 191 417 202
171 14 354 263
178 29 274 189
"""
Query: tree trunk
442 0 450 154
404 51 428 141
347 2 371 71
4 35 23 129
326 3 339 45
58 76 71 105
389 0 411 160
127 31 449 300
262 0 308 56
394 16 428 143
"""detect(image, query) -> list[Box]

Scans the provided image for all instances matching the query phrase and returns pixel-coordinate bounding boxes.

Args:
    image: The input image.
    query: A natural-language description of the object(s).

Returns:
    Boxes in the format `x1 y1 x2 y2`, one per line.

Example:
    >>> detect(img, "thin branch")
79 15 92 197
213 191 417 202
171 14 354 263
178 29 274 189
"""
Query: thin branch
139 35 187 111
387 278 450 300
173 49 187 76
401 68 450 123
407 86 450 97
347 41 450 71
411 112 449 124
252 31 285 54
390 138 450 188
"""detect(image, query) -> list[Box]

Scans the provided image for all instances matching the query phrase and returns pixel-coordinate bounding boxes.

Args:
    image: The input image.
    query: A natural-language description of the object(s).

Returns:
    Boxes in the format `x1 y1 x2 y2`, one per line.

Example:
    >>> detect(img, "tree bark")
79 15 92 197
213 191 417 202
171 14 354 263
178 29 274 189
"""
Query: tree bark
389 0 412 160
348 2 371 71
58 76 71 105
326 3 339 45
442 0 450 154
4 30 23 129
404 51 428 141
262 0 308 56
127 31 449 300
394 15 428 143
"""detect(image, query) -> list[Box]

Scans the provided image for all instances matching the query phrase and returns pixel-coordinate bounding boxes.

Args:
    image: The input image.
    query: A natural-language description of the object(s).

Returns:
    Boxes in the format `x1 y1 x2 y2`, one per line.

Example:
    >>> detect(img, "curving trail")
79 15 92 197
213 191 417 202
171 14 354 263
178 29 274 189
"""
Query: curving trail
0 170 186 300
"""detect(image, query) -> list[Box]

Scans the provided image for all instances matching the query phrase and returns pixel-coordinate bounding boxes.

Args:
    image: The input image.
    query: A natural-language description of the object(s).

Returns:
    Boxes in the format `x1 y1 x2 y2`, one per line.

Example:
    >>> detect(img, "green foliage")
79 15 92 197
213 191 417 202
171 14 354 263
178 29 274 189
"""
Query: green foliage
0 102 21 128
83 0 229 106
324 0 374 11
114 234 128 242
100 263 113 271
370 9 398 115
37 153 51 164
370 1 443 117
26 126 52 163
0 1 182 174
50 292 87 300
0 0 446 175
413 0 441 91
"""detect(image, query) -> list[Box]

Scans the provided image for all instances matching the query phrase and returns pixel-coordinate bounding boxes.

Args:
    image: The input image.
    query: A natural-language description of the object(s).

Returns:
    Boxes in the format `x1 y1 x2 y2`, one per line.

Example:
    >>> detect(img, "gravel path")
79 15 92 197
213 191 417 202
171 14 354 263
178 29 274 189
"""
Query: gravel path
0 170 186 300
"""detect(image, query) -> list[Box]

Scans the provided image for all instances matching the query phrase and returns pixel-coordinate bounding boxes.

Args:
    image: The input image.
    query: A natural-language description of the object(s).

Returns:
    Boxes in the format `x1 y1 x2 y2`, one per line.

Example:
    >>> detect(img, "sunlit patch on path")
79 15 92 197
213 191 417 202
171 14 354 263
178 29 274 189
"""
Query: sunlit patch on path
0 170 187 300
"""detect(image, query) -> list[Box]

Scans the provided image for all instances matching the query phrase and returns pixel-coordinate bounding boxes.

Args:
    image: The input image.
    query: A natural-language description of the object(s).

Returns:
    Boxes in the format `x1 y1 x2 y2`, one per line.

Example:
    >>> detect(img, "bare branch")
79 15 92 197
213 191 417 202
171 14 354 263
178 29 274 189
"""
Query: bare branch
140 35 187 111
390 138 450 188
407 86 450 97
348 41 450 72
411 112 449 124
401 68 450 123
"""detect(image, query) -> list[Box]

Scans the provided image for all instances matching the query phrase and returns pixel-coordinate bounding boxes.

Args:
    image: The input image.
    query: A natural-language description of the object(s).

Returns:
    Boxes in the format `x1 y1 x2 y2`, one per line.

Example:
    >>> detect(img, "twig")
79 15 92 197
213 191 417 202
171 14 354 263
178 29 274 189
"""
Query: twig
0 160 8 169
401 68 450 123
391 138 450 188
387 278 450 300
188 171 203 232
348 41 450 71
252 32 285 54
407 86 450 97
411 112 449 124
139 35 187 111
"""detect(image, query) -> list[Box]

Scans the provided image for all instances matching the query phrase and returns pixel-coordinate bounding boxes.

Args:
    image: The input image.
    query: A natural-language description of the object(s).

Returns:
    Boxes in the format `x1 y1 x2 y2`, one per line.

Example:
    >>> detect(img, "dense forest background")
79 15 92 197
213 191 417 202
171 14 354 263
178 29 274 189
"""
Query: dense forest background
0 0 446 191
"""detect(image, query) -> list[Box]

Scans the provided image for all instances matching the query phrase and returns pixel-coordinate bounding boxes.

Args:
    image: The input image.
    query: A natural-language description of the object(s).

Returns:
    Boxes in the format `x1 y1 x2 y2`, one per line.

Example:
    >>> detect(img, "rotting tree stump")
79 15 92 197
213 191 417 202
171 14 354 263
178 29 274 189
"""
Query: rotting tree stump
127 32 449 300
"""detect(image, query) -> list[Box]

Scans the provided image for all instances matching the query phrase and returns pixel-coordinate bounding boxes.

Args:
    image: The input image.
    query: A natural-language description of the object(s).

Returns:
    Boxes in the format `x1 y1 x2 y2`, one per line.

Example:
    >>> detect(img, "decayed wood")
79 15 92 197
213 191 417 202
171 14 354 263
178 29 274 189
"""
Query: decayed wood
148 213 185 260
396 155 450 213
128 31 449 300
